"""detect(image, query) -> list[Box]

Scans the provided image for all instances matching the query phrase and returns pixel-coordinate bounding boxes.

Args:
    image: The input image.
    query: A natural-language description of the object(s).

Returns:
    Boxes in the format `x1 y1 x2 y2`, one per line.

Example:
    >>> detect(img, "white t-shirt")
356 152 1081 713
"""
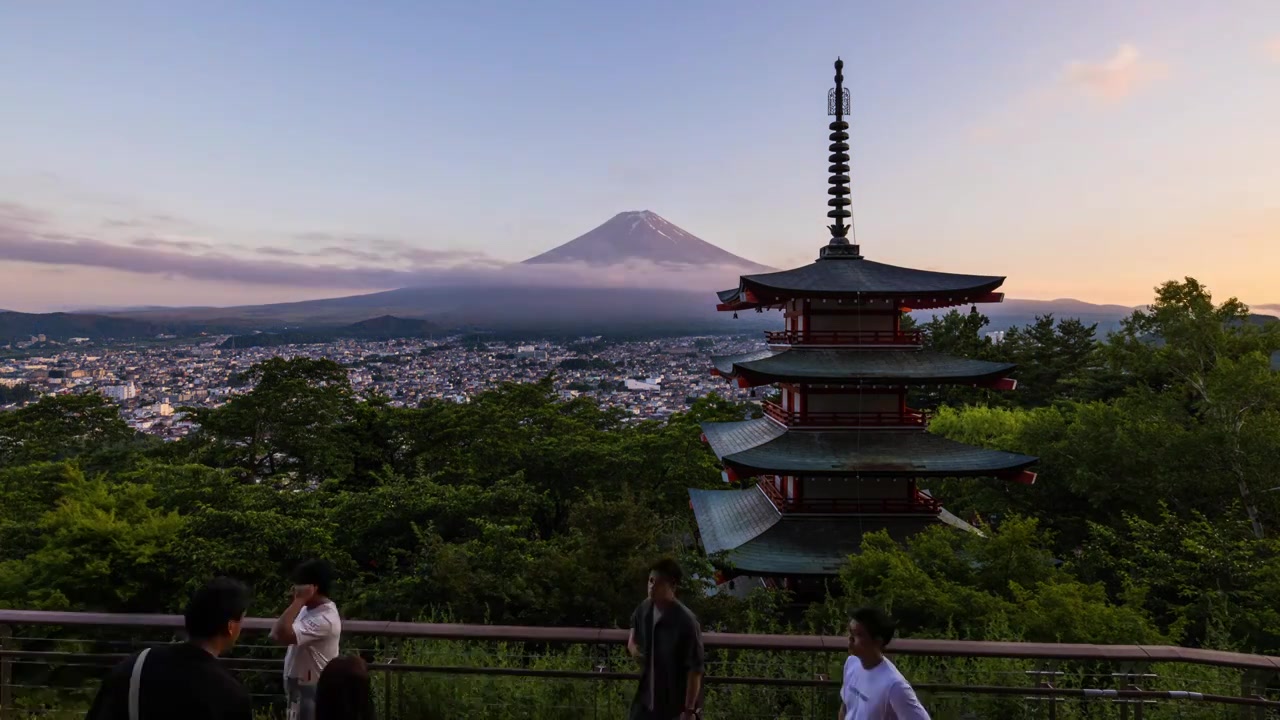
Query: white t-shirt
283 601 341 685
841 656 930 720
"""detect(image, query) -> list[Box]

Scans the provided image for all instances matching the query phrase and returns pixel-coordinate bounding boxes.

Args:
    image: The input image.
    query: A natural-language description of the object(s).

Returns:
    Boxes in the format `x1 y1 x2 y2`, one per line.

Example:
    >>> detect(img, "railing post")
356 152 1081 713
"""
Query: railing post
1113 662 1151 720
382 657 396 720
1025 662 1061 720
0 624 11 720
1239 669 1272 720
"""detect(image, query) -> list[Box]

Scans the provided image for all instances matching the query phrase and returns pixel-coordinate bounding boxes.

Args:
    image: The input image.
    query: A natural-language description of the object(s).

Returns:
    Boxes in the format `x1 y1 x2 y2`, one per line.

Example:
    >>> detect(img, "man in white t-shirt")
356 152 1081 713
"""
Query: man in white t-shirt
839 607 930 720
270 560 342 720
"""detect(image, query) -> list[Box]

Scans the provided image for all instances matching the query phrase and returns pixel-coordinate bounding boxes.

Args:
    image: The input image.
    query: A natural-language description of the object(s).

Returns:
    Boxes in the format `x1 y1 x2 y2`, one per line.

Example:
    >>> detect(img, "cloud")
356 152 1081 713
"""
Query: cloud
292 231 384 246
0 201 48 227
1062 44 1166 102
969 43 1167 143
255 246 306 257
103 213 203 232
290 230 504 268
0 216 757 295
0 206 505 289
321 246 387 262
0 201 762 303
132 237 217 253
1265 35 1280 63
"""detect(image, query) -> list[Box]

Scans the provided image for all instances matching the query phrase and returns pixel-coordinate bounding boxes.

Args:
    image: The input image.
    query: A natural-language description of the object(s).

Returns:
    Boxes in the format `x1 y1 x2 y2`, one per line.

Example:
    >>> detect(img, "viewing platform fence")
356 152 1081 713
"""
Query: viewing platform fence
1 610 1278 719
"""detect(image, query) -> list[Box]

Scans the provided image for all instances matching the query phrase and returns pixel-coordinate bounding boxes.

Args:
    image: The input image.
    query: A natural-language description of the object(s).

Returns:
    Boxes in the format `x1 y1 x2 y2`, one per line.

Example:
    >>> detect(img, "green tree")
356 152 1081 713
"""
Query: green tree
188 357 357 485
0 393 135 467
999 315 1101 406
810 517 1163 644
916 308 999 408
1079 507 1280 650
0 467 184 612
1105 279 1280 537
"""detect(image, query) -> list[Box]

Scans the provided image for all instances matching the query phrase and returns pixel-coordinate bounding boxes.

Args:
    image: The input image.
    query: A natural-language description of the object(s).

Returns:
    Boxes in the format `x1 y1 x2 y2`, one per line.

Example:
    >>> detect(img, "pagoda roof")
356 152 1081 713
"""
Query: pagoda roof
716 256 1005 309
688 486 974 576
711 348 1016 387
700 418 1037 478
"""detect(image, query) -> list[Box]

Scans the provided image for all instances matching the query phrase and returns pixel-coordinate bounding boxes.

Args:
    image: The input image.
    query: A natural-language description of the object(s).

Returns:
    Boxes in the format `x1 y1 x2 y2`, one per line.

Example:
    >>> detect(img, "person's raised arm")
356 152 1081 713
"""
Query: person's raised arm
888 678 931 720
269 584 315 646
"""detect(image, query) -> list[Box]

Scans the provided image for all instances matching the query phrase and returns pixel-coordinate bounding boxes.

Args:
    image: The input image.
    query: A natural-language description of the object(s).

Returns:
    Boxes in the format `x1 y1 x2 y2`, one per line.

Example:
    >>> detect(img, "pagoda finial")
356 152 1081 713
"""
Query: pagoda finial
821 56 860 260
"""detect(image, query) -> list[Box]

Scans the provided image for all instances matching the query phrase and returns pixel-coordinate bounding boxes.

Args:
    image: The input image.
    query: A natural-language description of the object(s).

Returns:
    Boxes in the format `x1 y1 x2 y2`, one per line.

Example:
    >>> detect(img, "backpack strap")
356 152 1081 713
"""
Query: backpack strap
128 647 152 720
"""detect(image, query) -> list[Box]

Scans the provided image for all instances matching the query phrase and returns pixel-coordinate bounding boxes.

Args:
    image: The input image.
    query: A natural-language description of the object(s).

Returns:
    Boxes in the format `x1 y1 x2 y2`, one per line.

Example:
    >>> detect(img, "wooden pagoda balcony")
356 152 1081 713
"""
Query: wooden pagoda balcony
762 400 929 428
764 329 924 347
758 480 943 515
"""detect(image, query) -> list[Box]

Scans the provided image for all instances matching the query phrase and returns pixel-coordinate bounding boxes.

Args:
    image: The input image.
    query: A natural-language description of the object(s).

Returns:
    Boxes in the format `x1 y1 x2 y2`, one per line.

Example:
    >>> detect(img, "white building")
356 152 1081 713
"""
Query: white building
101 382 138 401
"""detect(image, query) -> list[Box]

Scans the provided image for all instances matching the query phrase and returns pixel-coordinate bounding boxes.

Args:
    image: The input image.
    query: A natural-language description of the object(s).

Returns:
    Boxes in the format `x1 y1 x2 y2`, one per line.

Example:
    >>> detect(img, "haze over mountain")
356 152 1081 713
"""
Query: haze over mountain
21 208 1263 341
522 210 771 271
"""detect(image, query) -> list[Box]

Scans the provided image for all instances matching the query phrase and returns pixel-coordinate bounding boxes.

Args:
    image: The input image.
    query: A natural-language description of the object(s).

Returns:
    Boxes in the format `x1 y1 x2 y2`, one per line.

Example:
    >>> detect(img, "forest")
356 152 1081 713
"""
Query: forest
1 277 1279 660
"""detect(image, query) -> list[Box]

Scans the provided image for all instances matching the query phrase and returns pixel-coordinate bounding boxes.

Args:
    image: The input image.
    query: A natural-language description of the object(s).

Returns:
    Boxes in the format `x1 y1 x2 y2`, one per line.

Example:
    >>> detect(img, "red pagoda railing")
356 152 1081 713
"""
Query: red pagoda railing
758 480 943 515
762 401 929 428
764 329 924 347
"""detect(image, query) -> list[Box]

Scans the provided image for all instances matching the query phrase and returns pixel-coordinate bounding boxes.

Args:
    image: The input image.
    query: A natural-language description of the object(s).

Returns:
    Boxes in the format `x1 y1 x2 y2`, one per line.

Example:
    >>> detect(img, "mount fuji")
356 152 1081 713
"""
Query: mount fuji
522 210 771 271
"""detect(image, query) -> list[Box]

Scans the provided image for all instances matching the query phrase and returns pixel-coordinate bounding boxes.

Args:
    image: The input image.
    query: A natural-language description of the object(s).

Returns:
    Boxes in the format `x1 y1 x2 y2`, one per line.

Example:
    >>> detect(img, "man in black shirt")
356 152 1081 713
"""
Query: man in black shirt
86 577 254 720
627 558 705 720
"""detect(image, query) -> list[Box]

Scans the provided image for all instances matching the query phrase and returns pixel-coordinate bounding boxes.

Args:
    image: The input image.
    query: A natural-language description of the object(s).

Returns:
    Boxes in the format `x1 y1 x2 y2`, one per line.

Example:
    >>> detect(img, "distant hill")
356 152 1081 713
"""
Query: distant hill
522 210 771 271
197 286 771 337
117 287 1166 340
0 311 167 342
913 298 1140 335
344 315 440 338
219 315 441 349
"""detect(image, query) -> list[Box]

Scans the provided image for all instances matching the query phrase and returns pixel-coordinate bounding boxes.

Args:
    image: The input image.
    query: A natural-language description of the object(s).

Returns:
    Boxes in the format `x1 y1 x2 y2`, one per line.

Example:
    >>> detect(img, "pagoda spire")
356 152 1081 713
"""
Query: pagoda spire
821 57 860 260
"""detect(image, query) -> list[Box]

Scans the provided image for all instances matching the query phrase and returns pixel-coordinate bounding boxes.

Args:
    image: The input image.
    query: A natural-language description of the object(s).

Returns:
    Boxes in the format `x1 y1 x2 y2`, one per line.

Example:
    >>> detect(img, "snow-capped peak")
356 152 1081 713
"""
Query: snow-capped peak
521 210 770 270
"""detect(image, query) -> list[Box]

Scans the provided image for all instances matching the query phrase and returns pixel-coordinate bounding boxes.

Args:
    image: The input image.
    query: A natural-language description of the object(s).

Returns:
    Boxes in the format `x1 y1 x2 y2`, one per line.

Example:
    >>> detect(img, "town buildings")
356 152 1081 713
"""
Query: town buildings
0 334 758 435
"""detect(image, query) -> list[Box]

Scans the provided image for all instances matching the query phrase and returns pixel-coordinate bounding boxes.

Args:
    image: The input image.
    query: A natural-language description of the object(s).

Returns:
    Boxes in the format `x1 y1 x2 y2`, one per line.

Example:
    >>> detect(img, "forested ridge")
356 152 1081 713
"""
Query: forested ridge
1 278 1279 655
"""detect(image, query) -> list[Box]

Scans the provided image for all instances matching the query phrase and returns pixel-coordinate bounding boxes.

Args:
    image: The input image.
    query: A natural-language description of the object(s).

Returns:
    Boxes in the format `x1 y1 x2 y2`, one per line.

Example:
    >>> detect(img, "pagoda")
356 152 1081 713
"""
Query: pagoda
689 59 1037 585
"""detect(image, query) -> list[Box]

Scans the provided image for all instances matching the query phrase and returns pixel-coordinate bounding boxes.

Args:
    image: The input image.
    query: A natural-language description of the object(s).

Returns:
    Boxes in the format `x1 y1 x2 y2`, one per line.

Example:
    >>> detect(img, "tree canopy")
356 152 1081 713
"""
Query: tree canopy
1 277 1278 654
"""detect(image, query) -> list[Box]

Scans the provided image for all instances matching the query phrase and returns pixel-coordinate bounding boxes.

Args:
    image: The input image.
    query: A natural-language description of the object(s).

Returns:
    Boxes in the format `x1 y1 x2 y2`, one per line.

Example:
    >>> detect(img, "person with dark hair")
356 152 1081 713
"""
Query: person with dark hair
86 577 254 720
626 557 705 720
839 608 930 720
271 559 343 720
315 655 377 720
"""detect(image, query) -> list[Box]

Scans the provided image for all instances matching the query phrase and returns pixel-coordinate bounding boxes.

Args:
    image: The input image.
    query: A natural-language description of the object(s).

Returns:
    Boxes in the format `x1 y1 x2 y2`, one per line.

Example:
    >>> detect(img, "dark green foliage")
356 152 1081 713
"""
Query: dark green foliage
0 382 38 405
0 393 136 466
1 278 1279 667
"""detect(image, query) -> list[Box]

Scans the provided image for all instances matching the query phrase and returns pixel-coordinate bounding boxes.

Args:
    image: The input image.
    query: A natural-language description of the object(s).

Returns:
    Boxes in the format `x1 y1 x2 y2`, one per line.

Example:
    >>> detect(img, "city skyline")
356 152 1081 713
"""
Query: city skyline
1 1 1278 311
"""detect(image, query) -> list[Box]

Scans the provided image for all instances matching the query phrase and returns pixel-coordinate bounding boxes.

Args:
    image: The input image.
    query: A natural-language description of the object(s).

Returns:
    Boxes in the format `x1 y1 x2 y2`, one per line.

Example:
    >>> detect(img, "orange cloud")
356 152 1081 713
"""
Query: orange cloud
1062 44 1167 102
1265 35 1280 63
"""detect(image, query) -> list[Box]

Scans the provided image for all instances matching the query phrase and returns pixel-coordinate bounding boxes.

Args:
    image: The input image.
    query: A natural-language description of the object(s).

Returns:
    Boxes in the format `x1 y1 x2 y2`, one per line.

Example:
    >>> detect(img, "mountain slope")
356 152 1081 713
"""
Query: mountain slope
0 311 168 341
522 210 770 270
218 315 442 348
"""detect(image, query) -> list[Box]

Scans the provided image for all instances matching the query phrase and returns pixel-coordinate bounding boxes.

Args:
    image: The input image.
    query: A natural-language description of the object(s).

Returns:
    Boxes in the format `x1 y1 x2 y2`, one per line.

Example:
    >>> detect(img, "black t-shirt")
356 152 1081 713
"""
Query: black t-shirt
86 642 253 720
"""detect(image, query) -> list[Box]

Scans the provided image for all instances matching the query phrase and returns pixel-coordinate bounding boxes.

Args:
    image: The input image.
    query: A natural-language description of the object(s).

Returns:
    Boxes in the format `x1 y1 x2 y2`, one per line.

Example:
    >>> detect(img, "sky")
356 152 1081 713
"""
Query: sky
1 0 1278 312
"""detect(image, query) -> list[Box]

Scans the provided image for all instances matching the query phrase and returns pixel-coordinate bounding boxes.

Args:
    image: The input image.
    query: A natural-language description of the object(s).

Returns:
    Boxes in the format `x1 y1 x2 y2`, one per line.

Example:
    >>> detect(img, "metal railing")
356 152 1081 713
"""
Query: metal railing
764 330 924 347
2 610 1279 719
762 400 930 429
757 480 944 515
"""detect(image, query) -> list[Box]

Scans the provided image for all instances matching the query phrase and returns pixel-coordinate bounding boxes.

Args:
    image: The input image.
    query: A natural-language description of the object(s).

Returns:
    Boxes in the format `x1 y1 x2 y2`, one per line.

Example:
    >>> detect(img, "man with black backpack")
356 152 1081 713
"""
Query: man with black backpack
86 577 254 720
